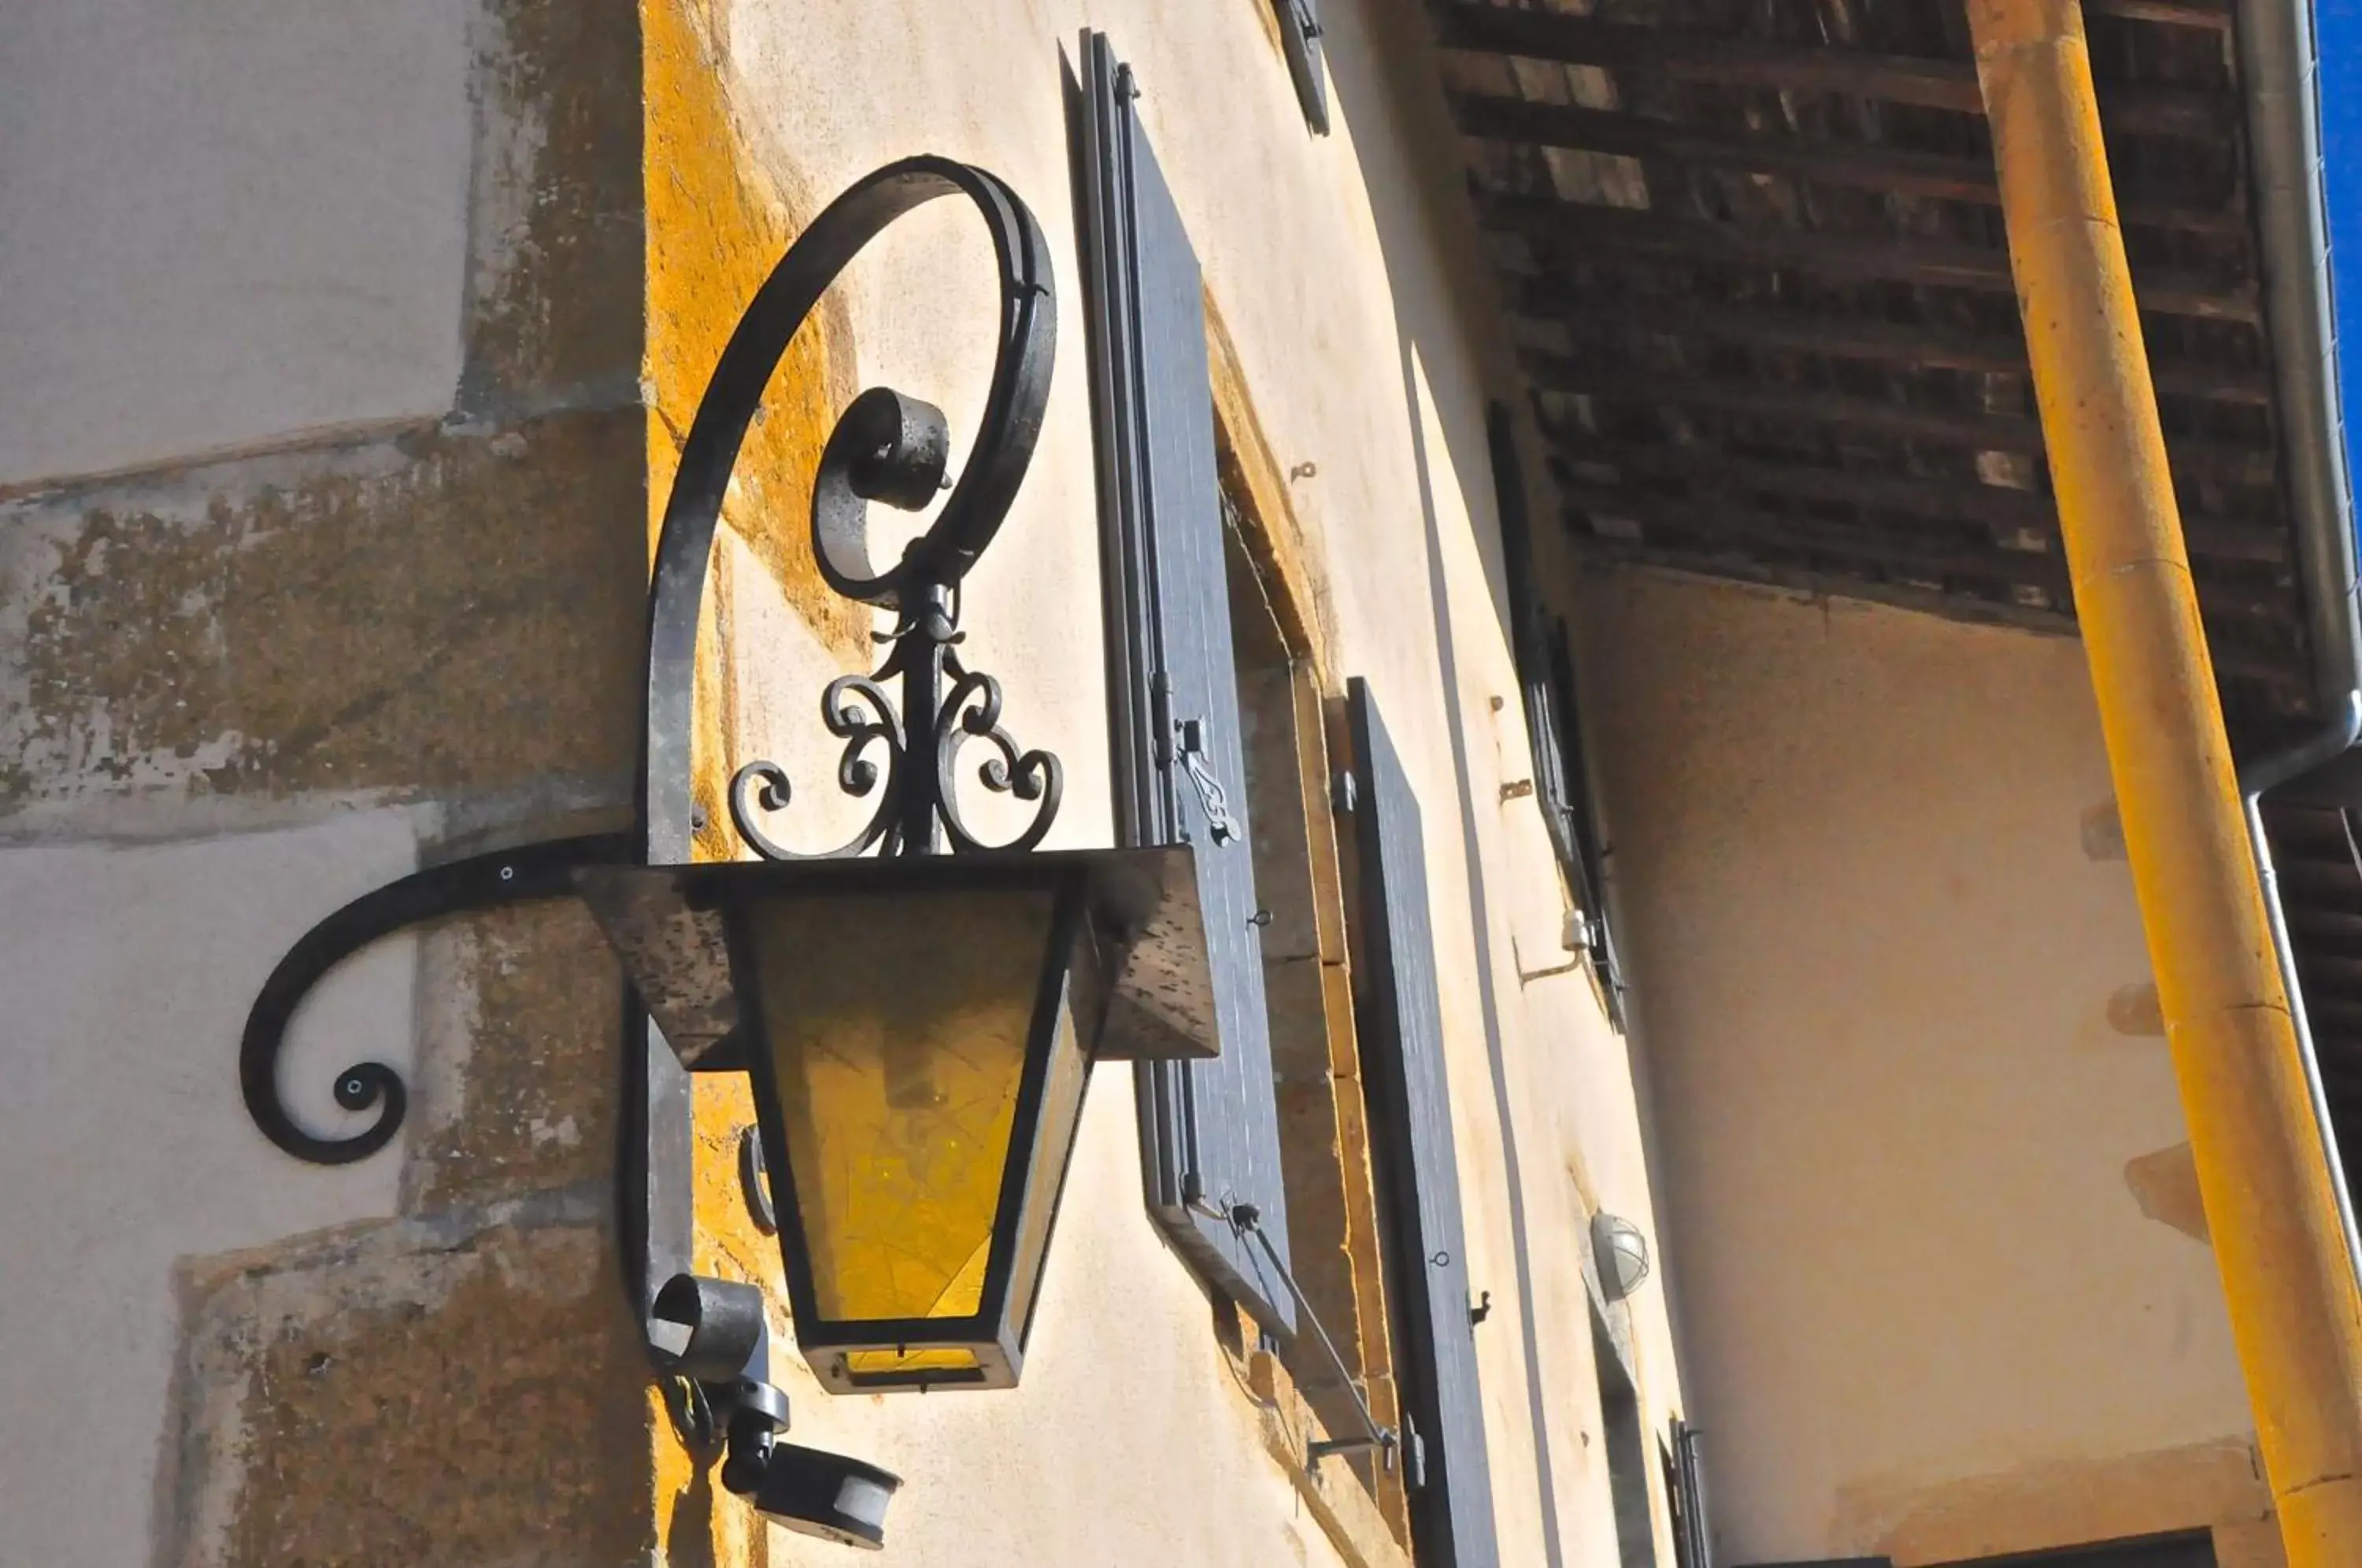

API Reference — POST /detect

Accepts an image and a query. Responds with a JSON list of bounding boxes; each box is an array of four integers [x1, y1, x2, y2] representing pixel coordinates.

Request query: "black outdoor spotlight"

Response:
[[234, 157, 1221, 1548]]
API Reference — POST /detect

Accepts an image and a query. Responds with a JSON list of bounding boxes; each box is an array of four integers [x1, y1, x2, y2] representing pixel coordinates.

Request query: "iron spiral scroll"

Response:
[[242, 155, 1063, 1163], [726, 638, 1065, 862], [651, 154, 1066, 866]]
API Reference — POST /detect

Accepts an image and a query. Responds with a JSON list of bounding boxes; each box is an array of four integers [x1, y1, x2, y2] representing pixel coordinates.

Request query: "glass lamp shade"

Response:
[[576, 846, 1218, 1392]]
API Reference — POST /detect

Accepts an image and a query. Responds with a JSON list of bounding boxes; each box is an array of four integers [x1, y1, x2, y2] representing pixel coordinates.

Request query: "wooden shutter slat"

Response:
[[1349, 678, 1501, 1568], [1080, 31, 1296, 1336]]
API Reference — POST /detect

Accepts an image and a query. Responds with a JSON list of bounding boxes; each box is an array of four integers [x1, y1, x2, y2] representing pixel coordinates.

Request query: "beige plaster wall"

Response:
[[0, 815, 419, 1565], [0, 1, 1682, 1564], [0, 0, 473, 489], [1579, 567, 2260, 1564]]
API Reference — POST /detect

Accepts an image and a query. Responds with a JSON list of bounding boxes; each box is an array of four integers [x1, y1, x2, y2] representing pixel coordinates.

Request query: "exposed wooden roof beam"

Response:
[[1509, 285, 2274, 405], [1557, 482, 2074, 592], [1538, 429, 2294, 564], [1529, 350, 2041, 446], [1575, 535, 2090, 633], [1485, 194, 2260, 322], [1449, 92, 2245, 235], [1545, 431, 2057, 526], [1571, 515, 2294, 666], [1528, 353, 2281, 483], [1428, 3, 2231, 135], [2085, 0, 2232, 28], [1554, 468, 2300, 620]]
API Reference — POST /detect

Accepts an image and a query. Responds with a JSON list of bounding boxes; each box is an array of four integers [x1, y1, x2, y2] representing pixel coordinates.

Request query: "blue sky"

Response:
[[2322, 0, 2362, 486]]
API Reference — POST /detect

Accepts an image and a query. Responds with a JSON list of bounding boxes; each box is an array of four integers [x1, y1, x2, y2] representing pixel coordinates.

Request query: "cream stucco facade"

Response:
[[0, 2, 2287, 1566], [1582, 570, 2272, 1566]]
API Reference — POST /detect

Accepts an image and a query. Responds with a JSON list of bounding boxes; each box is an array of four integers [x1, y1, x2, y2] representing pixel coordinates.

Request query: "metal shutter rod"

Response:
[[1224, 1203, 1399, 1470]]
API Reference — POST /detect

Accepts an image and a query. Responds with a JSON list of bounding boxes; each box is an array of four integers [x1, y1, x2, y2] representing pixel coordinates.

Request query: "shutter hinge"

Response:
[[1150, 672, 1175, 766], [1176, 717, 1238, 845]]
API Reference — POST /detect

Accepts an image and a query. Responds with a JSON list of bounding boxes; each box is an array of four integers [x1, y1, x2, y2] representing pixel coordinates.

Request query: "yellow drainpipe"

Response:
[[1966, 0, 2362, 1558]]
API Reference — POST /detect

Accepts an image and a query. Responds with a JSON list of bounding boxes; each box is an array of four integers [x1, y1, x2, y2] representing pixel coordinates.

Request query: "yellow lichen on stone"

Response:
[[641, 0, 861, 659], [1, 412, 645, 812], [642, 0, 872, 874]]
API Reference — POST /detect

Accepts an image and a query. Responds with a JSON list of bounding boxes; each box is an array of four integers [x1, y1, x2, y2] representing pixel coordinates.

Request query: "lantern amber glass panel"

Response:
[[738, 878, 1098, 1391]]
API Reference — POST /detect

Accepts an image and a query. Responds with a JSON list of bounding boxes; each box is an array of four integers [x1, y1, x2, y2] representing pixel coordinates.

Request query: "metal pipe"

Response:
[[2234, 0, 2360, 716], [2242, 693, 2362, 1290], [1967, 1, 2362, 1559], [2227, 0, 2362, 1301]]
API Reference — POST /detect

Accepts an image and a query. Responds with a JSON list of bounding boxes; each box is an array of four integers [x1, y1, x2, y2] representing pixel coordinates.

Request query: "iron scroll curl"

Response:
[[646, 155, 1063, 866]]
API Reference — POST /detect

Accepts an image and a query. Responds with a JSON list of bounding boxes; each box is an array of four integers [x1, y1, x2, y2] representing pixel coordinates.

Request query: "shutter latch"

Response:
[[1175, 718, 1238, 845]]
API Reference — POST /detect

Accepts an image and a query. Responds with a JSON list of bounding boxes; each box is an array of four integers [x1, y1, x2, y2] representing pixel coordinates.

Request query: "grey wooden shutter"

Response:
[[1487, 405, 1575, 874], [1486, 403, 1623, 1021], [1078, 30, 1296, 1336], [1669, 1418, 1712, 1568], [1273, 0, 1331, 135], [1346, 677, 1500, 1568], [1543, 616, 1624, 1015]]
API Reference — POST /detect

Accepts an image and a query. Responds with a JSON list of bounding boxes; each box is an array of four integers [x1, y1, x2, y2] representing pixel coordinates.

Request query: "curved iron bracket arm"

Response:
[[239, 834, 640, 1166]]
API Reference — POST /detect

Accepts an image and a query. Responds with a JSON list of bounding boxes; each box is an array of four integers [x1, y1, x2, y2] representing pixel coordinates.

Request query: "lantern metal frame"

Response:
[[234, 154, 1214, 1533]]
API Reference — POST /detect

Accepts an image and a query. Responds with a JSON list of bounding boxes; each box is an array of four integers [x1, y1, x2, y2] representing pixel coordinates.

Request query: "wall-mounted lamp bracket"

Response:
[[239, 832, 639, 1167], [239, 153, 1056, 1548]]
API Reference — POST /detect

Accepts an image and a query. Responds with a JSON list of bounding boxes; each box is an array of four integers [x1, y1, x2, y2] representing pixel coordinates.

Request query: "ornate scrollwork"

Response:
[[724, 622, 1063, 862], [645, 156, 1058, 865], [935, 660, 1064, 854], [727, 675, 907, 860]]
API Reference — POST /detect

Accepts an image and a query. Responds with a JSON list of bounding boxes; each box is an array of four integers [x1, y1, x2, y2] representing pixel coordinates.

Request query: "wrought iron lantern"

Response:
[[577, 846, 1212, 1390], [235, 157, 1223, 1544]]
